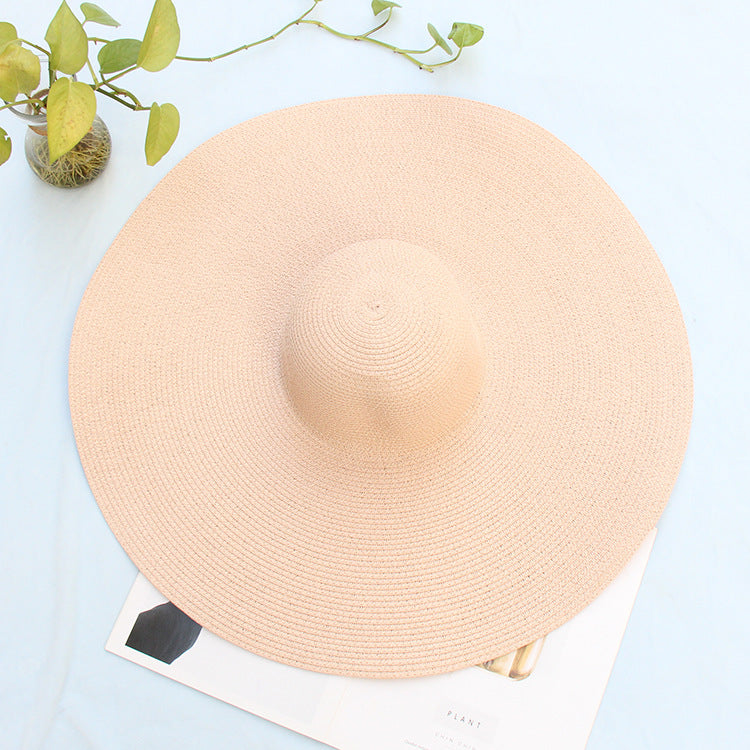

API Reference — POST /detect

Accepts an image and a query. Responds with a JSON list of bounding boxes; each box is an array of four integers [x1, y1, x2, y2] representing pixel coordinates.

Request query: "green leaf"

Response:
[[0, 44, 41, 101], [0, 22, 17, 46], [80, 3, 120, 27], [137, 0, 180, 72], [447, 22, 484, 48], [0, 22, 18, 54], [145, 102, 179, 165], [427, 23, 451, 55], [0, 126, 11, 166], [46, 77, 96, 163], [98, 38, 140, 74], [45, 1, 89, 74], [371, 0, 400, 16]]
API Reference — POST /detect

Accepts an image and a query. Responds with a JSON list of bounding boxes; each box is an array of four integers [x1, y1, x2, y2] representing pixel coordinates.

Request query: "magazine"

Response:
[[107, 530, 656, 749]]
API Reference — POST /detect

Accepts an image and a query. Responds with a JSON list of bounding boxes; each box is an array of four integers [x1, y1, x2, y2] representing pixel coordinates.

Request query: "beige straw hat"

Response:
[[69, 95, 692, 678]]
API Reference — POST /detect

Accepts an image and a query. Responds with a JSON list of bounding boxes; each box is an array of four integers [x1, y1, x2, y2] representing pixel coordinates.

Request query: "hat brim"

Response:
[[69, 95, 692, 677]]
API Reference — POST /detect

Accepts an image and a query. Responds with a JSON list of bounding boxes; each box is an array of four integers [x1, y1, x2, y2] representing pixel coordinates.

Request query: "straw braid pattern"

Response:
[[68, 95, 692, 677]]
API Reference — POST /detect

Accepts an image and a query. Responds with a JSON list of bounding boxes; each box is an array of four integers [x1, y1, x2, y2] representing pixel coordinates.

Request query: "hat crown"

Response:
[[281, 240, 485, 452]]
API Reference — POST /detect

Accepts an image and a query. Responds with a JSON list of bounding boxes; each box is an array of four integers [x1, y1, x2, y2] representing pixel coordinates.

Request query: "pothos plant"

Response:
[[0, 0, 483, 172]]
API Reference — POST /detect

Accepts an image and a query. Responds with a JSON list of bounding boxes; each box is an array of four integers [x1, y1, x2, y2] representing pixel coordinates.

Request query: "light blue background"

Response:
[[1, 1, 748, 748]]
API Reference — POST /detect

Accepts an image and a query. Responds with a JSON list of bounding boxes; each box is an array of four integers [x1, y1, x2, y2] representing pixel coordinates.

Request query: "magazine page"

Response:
[[106, 575, 347, 743], [328, 530, 657, 750], [107, 531, 656, 749]]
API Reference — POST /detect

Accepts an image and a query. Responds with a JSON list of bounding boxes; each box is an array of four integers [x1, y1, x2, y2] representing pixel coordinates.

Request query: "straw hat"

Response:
[[69, 95, 692, 678]]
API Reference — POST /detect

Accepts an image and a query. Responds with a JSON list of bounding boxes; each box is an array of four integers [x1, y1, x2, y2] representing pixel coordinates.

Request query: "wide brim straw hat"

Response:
[[69, 95, 692, 678]]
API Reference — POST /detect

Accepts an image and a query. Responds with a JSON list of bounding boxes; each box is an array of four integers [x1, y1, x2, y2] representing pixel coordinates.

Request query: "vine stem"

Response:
[[102, 81, 145, 109], [430, 47, 462, 68], [175, 1, 319, 62], [86, 58, 100, 85], [0, 97, 45, 113], [94, 86, 143, 111], [97, 66, 138, 86], [14, 2, 461, 124], [173, 4, 443, 71], [399, 42, 438, 55], [298, 19, 435, 70], [360, 8, 393, 38], [19, 39, 49, 56]]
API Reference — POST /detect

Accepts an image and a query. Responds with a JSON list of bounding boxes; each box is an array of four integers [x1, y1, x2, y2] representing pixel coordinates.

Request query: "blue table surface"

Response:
[[1, 1, 748, 748]]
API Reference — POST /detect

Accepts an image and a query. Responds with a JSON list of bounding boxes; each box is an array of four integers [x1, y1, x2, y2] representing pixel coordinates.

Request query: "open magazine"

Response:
[[107, 530, 656, 750]]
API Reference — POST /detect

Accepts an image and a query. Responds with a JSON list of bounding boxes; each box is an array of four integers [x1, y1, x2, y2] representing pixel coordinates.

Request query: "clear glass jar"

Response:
[[23, 114, 112, 188]]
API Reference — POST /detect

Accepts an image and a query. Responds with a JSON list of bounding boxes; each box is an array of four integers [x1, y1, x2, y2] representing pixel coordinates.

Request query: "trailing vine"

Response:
[[0, 1, 483, 169]]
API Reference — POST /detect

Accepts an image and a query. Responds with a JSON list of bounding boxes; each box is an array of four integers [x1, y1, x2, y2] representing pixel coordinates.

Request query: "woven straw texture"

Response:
[[69, 95, 692, 678]]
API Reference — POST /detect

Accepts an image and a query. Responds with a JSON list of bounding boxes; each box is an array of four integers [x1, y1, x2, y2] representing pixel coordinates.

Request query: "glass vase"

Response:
[[24, 115, 112, 188]]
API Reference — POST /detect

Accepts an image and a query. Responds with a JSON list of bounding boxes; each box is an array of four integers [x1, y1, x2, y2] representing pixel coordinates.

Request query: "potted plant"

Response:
[[0, 0, 483, 187]]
